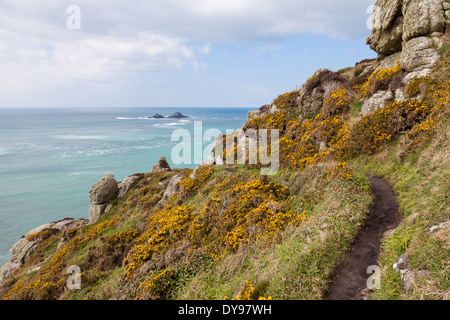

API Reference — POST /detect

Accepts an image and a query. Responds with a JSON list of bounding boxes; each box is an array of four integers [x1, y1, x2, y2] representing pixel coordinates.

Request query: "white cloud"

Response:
[[255, 44, 281, 56], [0, 0, 375, 104], [197, 43, 212, 55], [192, 60, 208, 71]]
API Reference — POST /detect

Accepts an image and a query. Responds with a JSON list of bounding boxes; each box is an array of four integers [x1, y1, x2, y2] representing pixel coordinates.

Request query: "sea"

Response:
[[0, 107, 251, 266]]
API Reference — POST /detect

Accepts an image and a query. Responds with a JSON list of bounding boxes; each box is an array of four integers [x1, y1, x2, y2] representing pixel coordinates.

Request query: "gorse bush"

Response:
[[346, 100, 432, 155], [359, 61, 402, 97]]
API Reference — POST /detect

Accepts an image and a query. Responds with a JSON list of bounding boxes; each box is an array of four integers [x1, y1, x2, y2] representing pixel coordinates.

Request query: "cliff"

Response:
[[0, 0, 449, 300]]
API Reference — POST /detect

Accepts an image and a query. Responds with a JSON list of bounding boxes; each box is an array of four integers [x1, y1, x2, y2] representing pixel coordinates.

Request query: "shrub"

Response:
[[359, 61, 402, 97], [273, 90, 299, 109], [346, 100, 432, 155], [136, 268, 175, 300], [402, 117, 440, 152], [321, 89, 351, 118], [303, 70, 347, 96]]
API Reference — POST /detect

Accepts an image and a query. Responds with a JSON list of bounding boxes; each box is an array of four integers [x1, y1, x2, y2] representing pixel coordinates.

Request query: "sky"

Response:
[[0, 0, 377, 109]]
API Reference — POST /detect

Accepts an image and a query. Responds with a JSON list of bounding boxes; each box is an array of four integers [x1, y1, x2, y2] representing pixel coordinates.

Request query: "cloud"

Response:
[[255, 44, 281, 56], [110, 0, 376, 41], [197, 43, 212, 55], [0, 0, 375, 100]]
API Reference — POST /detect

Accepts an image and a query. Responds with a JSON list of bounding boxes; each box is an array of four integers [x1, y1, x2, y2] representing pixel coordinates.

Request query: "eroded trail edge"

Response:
[[325, 176, 401, 300]]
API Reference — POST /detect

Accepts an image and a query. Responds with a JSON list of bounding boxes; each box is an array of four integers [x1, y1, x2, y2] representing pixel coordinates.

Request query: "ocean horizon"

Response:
[[0, 107, 251, 265]]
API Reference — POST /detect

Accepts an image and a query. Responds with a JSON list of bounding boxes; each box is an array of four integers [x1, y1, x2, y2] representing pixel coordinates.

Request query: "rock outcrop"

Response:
[[367, 0, 448, 80], [152, 157, 172, 173], [89, 175, 119, 205], [157, 174, 182, 207], [361, 90, 395, 115], [401, 36, 442, 81], [0, 218, 87, 282], [117, 173, 144, 199], [88, 175, 119, 224]]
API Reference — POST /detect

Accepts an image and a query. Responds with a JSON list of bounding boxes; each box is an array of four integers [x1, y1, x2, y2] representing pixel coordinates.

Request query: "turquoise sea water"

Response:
[[0, 107, 250, 265]]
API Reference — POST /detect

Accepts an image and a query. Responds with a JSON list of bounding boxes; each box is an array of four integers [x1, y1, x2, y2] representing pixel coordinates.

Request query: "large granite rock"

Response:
[[89, 204, 108, 224], [157, 174, 182, 207], [401, 36, 442, 81], [88, 175, 119, 223], [118, 173, 144, 199], [402, 0, 446, 42], [367, 0, 447, 81], [362, 90, 395, 115], [89, 175, 119, 205], [367, 0, 403, 54], [368, 0, 447, 52], [247, 110, 261, 121]]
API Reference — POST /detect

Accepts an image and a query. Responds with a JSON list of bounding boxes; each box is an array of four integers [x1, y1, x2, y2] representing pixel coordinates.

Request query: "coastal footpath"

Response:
[[0, 0, 449, 300]]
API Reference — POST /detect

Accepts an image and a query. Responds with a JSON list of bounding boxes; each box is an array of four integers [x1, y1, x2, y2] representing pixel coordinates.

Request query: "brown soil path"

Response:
[[325, 176, 401, 300]]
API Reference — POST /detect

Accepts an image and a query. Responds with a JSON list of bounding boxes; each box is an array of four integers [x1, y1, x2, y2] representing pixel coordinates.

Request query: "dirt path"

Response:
[[325, 176, 401, 300]]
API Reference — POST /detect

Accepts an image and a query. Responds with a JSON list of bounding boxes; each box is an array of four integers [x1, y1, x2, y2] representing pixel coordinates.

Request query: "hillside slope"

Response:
[[0, 0, 449, 300]]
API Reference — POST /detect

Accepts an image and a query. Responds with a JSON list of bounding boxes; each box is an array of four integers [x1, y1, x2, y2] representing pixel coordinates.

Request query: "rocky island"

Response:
[[148, 113, 165, 119], [147, 112, 189, 119]]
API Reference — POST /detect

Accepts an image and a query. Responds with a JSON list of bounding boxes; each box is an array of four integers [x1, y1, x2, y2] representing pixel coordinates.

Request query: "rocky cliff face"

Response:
[[0, 218, 88, 283], [368, 0, 448, 81]]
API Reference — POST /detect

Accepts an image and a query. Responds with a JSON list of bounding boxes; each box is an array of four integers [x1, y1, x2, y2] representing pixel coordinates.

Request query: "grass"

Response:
[[351, 100, 364, 117]]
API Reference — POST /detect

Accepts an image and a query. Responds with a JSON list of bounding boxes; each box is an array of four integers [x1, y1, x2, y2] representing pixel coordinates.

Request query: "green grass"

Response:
[[351, 100, 364, 117]]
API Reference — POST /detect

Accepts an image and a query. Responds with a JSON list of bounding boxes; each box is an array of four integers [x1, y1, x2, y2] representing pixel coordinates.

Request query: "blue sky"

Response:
[[0, 0, 377, 108]]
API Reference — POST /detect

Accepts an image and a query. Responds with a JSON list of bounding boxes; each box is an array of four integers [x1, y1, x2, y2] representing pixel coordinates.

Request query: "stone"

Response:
[[395, 88, 406, 102], [157, 174, 182, 207], [89, 175, 119, 205], [362, 90, 394, 115], [104, 203, 114, 214], [401, 36, 441, 81], [367, 0, 447, 61], [89, 204, 107, 224], [118, 173, 143, 198], [259, 104, 279, 117], [10, 238, 38, 265], [0, 261, 20, 283], [393, 252, 431, 293], [368, 16, 404, 54], [51, 218, 86, 231], [247, 110, 261, 121], [152, 157, 172, 173], [427, 220, 450, 232], [213, 133, 224, 165], [377, 52, 402, 70], [319, 141, 329, 151], [378, 0, 404, 31], [402, 0, 446, 42], [367, 0, 403, 54]]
